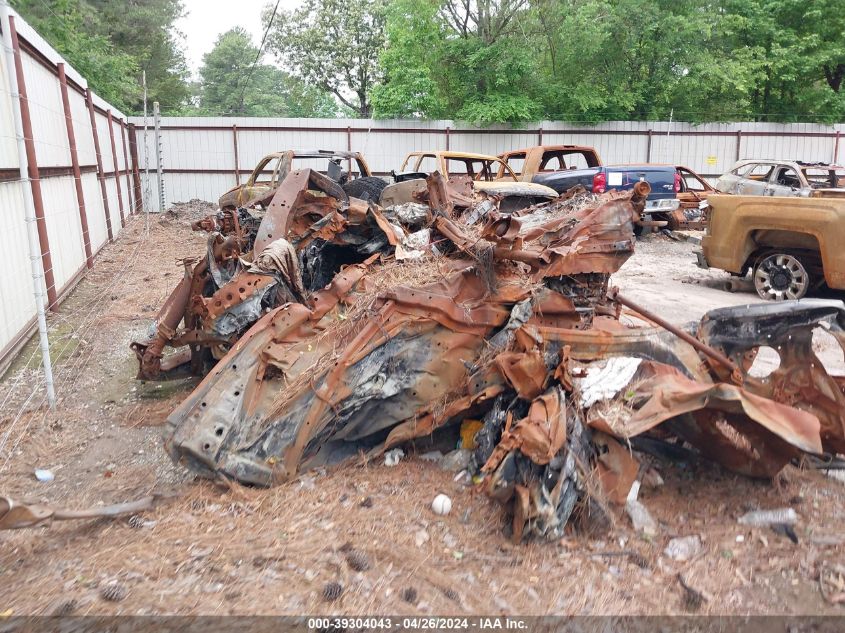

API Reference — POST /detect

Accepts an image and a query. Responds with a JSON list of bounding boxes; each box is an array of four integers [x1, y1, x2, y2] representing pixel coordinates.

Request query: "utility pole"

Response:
[[0, 0, 56, 407]]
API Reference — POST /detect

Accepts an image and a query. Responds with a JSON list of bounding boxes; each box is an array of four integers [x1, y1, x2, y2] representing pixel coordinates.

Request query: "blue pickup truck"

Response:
[[498, 146, 682, 232]]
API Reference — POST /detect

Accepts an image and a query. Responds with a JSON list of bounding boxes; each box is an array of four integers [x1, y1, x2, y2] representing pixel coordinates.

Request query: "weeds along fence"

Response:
[[132, 116, 845, 207], [0, 5, 143, 379]]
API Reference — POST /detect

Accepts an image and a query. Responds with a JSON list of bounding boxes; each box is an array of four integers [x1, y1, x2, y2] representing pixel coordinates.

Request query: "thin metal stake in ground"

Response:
[[0, 0, 55, 407], [154, 101, 165, 212]]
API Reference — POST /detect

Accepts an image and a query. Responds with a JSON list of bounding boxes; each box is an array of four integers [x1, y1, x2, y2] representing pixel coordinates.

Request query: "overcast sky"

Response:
[[177, 0, 302, 76]]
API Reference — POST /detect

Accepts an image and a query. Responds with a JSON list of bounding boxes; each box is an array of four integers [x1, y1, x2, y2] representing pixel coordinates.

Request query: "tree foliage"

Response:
[[197, 27, 337, 117], [373, 0, 845, 123], [86, 0, 190, 113], [11, 0, 138, 110], [11, 0, 189, 114], [12, 0, 845, 123], [263, 0, 387, 117]]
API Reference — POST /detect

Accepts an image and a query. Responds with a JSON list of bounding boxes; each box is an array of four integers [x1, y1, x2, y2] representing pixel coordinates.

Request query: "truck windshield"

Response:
[[802, 168, 845, 189]]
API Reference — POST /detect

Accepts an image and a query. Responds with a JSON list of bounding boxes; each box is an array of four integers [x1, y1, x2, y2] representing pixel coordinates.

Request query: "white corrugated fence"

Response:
[[130, 116, 845, 208], [0, 6, 140, 368]]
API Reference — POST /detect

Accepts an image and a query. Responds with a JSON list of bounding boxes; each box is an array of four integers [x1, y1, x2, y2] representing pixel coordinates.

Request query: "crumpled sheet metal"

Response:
[[698, 299, 845, 455], [483, 386, 568, 468], [163, 173, 845, 541], [165, 187, 640, 485], [131, 169, 384, 380]]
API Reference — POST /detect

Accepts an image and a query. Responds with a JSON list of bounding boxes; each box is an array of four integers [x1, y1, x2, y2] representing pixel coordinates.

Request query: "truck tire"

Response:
[[752, 252, 811, 301], [342, 177, 387, 202]]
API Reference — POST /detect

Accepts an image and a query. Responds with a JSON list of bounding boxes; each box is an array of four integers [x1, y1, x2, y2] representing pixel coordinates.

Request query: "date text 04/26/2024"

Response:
[[307, 617, 528, 630]]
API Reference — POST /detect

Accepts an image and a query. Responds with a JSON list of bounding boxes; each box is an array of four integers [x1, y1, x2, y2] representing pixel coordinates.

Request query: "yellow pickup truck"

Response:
[[697, 194, 845, 300]]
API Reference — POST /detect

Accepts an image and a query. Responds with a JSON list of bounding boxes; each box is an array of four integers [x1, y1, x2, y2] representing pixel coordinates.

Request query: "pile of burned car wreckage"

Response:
[[132, 168, 845, 542]]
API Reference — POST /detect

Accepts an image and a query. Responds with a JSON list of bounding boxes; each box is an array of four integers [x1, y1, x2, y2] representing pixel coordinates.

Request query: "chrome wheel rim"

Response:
[[754, 254, 809, 301]]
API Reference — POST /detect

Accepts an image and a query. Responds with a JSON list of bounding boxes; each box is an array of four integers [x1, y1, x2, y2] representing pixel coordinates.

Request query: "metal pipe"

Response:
[[57, 63, 92, 269], [86, 88, 113, 242], [106, 110, 125, 226], [0, 1, 55, 406], [6, 12, 57, 311]]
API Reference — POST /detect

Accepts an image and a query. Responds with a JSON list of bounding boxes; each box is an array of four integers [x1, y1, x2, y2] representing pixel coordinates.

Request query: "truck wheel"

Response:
[[753, 252, 810, 301], [342, 176, 387, 202]]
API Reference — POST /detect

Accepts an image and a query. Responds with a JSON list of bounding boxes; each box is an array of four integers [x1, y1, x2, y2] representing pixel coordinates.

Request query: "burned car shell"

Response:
[[389, 151, 558, 210], [716, 159, 845, 198], [218, 149, 373, 209]]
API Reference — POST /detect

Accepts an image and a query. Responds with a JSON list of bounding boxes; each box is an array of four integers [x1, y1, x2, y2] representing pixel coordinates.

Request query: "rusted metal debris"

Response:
[[152, 168, 845, 542], [0, 494, 160, 530]]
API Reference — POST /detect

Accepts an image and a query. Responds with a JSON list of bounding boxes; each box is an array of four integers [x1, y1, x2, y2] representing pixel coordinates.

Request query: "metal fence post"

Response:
[[57, 62, 93, 269], [232, 124, 240, 186], [86, 89, 113, 242], [154, 101, 164, 212], [0, 1, 55, 406], [106, 110, 125, 226], [6, 11, 57, 311], [119, 120, 133, 213]]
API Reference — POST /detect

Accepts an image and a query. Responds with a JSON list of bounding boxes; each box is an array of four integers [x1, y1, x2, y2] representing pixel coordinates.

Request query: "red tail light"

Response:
[[674, 171, 681, 193], [592, 172, 606, 193]]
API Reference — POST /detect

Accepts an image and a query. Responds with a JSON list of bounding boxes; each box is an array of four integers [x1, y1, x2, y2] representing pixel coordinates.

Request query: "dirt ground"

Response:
[[1, 210, 845, 617]]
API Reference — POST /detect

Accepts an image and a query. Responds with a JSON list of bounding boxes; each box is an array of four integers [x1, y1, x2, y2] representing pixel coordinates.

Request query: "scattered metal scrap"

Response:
[[0, 494, 160, 530], [152, 168, 845, 542]]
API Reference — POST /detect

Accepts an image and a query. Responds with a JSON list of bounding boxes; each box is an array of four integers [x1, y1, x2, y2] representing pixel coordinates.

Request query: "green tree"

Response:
[[198, 27, 337, 117], [371, 0, 444, 117], [86, 0, 190, 114], [373, 0, 545, 123], [263, 0, 387, 117], [11, 0, 190, 114], [696, 0, 845, 122], [11, 0, 138, 110]]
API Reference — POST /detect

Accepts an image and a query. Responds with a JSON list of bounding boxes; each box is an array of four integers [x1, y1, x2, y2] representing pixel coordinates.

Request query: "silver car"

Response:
[[716, 159, 845, 197]]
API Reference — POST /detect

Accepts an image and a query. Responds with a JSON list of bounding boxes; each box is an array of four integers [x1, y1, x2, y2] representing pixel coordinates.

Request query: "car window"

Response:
[[539, 153, 563, 171], [739, 163, 774, 181], [773, 166, 801, 188], [679, 168, 706, 191], [495, 159, 517, 181], [445, 158, 470, 175], [413, 155, 438, 173], [252, 157, 279, 184], [561, 152, 591, 170], [290, 156, 344, 176], [504, 153, 526, 176], [803, 167, 845, 189]]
